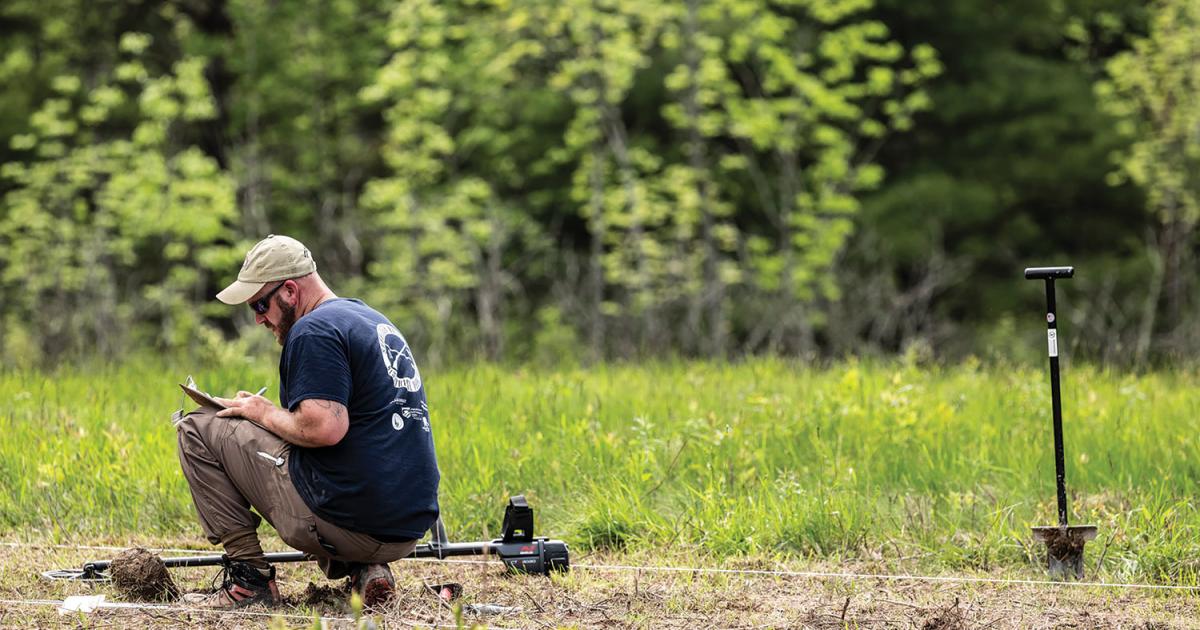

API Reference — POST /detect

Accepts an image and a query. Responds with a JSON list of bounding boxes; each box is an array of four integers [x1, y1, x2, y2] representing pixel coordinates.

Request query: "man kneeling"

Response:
[[175, 235, 440, 608]]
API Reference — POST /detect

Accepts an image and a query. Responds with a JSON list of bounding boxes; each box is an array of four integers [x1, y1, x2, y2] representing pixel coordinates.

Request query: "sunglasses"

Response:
[[250, 281, 285, 315]]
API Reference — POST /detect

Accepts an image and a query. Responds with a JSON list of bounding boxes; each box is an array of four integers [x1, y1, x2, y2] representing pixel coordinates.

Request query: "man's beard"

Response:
[[273, 297, 298, 346]]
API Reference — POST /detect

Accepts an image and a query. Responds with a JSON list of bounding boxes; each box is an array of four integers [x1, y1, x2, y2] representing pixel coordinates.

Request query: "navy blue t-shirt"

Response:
[[280, 298, 439, 540]]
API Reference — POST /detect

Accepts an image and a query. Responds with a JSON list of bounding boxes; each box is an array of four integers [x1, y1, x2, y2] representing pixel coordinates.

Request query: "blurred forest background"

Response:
[[1, 0, 1196, 367]]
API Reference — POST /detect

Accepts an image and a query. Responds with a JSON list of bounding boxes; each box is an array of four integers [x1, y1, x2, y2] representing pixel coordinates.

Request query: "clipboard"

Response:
[[179, 375, 227, 410]]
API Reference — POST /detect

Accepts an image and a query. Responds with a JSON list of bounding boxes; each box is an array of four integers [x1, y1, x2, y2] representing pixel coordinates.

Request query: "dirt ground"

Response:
[[1, 540, 1197, 629]]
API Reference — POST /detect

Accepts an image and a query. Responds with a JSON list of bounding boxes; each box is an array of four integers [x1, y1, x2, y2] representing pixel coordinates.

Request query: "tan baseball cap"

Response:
[[216, 234, 317, 304]]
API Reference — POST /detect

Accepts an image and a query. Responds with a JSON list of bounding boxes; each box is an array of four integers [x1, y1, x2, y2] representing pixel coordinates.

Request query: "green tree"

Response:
[[6, 0, 1163, 365], [0, 30, 236, 362], [362, 0, 553, 362], [185, 0, 394, 274], [847, 0, 1147, 359], [677, 0, 939, 356], [544, 0, 676, 357], [1096, 0, 1200, 363], [362, 0, 936, 360]]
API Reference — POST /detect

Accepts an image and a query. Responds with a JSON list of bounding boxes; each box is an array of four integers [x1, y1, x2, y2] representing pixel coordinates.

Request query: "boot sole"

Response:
[[363, 577, 395, 607]]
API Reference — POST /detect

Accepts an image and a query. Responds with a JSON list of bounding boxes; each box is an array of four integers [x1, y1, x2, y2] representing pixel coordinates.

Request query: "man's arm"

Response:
[[214, 392, 348, 448]]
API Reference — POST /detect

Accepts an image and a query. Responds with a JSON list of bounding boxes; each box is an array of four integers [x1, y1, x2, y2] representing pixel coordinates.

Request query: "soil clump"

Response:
[[108, 547, 179, 602]]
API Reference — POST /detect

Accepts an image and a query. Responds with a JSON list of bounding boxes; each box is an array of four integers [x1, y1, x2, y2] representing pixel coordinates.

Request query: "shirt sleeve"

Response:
[[282, 330, 352, 411]]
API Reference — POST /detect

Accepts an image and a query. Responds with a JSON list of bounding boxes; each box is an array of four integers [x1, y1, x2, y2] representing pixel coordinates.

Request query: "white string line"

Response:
[[405, 558, 1200, 592], [572, 563, 1200, 593], [0, 598, 351, 622], [0, 598, 520, 629], [0, 542, 281, 555], [13, 541, 1200, 593]]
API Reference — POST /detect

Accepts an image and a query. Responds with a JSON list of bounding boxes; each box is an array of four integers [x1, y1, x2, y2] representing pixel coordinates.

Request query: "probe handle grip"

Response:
[[1024, 266, 1074, 280]]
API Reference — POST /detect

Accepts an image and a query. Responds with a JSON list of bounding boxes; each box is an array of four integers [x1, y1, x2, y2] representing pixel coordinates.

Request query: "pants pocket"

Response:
[[255, 451, 286, 467]]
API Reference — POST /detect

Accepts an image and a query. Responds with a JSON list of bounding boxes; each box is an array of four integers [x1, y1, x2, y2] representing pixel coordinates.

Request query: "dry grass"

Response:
[[1, 538, 1197, 629]]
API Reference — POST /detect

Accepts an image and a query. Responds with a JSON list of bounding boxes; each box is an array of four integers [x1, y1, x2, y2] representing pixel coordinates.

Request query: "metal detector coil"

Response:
[[44, 495, 569, 581]]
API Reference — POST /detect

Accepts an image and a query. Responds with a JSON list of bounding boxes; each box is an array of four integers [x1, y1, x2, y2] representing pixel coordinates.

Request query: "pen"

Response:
[[255, 386, 268, 397]]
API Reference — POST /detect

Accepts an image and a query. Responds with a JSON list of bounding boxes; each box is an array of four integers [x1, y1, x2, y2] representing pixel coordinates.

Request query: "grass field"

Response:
[[4, 354, 1200, 592]]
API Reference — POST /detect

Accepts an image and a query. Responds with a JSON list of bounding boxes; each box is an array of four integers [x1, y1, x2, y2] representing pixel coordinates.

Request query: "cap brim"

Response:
[[216, 279, 266, 305]]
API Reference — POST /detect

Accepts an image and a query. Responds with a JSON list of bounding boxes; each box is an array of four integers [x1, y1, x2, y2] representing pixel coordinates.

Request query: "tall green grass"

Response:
[[2, 356, 1199, 582]]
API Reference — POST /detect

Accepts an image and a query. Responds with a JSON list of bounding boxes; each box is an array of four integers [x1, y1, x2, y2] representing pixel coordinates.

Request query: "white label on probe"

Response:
[[1047, 330, 1058, 357]]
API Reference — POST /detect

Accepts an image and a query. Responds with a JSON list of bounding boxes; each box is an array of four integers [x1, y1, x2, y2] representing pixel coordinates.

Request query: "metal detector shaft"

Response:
[[78, 542, 533, 573], [47, 495, 569, 581], [72, 551, 309, 580], [60, 539, 567, 581], [1025, 266, 1073, 526]]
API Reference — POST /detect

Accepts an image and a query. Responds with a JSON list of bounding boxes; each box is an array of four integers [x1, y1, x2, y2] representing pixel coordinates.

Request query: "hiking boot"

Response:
[[350, 563, 395, 607], [181, 561, 280, 608]]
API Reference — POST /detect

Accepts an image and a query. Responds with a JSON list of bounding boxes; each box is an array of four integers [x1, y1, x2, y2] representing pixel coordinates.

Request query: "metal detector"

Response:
[[1024, 266, 1097, 579], [43, 495, 569, 582]]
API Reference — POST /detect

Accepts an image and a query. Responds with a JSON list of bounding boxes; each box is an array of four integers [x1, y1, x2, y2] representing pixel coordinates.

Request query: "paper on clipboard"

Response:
[[180, 375, 227, 410]]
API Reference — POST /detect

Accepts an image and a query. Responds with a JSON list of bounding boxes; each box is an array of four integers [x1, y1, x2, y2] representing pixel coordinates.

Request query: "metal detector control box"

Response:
[[495, 495, 570, 574], [418, 495, 570, 575]]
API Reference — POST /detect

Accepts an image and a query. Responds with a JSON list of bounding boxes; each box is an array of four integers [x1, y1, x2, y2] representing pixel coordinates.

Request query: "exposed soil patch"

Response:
[[293, 580, 350, 610]]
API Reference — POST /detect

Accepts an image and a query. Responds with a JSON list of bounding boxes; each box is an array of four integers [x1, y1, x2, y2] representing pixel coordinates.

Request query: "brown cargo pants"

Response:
[[174, 406, 417, 579]]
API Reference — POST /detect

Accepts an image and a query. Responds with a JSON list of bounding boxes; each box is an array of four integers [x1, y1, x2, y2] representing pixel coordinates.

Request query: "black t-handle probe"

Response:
[[1024, 266, 1073, 524], [1025, 266, 1096, 579]]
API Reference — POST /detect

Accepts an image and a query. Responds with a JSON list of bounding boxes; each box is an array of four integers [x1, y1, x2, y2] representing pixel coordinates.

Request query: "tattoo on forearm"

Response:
[[307, 399, 345, 419]]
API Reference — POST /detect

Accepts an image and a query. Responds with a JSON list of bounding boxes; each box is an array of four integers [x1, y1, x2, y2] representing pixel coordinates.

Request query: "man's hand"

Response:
[[213, 392, 348, 448], [214, 390, 274, 424]]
